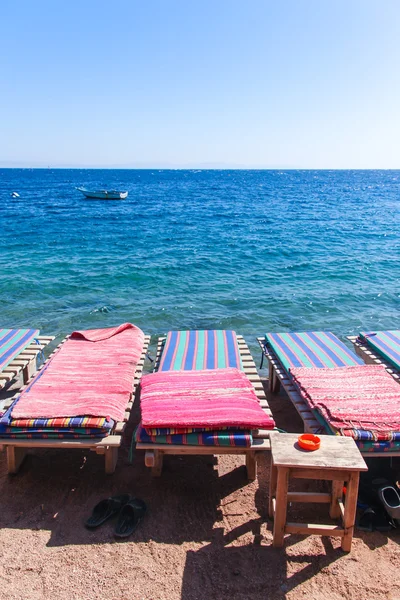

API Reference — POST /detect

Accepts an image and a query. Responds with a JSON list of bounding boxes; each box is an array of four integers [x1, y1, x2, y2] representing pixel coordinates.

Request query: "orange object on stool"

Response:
[[298, 433, 321, 451]]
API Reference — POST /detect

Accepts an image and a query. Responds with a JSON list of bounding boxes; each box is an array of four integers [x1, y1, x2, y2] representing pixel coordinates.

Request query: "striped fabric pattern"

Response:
[[266, 331, 363, 372], [354, 440, 400, 453], [158, 330, 242, 371], [360, 330, 400, 371], [0, 328, 39, 372], [0, 413, 113, 431], [135, 424, 252, 447], [0, 426, 111, 438]]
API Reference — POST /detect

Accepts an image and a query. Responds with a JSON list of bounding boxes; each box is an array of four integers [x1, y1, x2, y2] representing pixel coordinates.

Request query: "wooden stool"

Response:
[[269, 433, 367, 552]]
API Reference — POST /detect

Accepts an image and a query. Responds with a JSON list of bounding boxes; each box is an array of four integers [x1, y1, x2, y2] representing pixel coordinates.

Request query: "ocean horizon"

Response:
[[1, 168, 399, 354]]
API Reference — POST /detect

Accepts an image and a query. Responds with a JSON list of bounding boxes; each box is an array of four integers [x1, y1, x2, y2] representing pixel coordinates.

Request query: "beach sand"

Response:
[[0, 383, 399, 600]]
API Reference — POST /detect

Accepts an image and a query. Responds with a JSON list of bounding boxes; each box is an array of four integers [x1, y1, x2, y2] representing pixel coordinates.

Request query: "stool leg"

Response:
[[330, 480, 344, 519], [273, 467, 289, 547], [269, 462, 278, 517], [341, 471, 360, 552]]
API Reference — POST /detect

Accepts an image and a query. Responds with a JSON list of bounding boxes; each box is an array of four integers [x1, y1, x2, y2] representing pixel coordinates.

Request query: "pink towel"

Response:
[[291, 364, 400, 432], [11, 323, 145, 422], [140, 368, 275, 429]]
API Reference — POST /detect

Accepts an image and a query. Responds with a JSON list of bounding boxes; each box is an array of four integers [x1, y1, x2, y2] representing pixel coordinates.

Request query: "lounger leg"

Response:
[[330, 480, 344, 519], [273, 370, 281, 394], [246, 451, 257, 481], [268, 362, 274, 392], [104, 447, 118, 474], [151, 450, 164, 477], [341, 472, 359, 552], [7, 446, 28, 474]]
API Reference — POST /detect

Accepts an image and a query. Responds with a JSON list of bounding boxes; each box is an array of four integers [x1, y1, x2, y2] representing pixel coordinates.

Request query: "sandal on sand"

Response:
[[114, 498, 147, 538], [357, 507, 393, 532], [85, 494, 131, 529]]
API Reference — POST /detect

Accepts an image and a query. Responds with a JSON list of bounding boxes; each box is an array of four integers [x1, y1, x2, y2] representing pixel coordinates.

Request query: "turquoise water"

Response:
[[0, 169, 399, 349]]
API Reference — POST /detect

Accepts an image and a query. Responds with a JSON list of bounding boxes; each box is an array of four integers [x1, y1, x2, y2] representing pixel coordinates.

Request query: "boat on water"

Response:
[[76, 187, 128, 200]]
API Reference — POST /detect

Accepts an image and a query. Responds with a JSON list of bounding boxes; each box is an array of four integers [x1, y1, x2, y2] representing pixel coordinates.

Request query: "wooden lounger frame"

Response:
[[257, 337, 400, 458], [136, 335, 274, 480], [0, 335, 150, 475], [0, 336, 55, 390], [348, 335, 400, 383]]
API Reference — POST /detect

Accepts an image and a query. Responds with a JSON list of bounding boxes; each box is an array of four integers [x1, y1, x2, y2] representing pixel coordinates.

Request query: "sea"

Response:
[[0, 169, 399, 356]]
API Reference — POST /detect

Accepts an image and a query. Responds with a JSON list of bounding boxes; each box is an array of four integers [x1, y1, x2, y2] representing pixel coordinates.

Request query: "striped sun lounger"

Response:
[[349, 331, 400, 382], [258, 331, 400, 456], [0, 329, 54, 393], [0, 324, 150, 474], [136, 330, 275, 479]]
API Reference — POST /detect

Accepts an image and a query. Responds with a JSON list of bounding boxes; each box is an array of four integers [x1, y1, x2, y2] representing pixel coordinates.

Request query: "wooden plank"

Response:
[[137, 440, 270, 455], [0, 435, 122, 449], [285, 523, 344, 537], [290, 468, 359, 481], [287, 492, 331, 504]]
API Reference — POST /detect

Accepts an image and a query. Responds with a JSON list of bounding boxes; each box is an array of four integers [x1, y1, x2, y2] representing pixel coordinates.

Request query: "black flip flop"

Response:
[[357, 506, 393, 533], [114, 498, 147, 538], [85, 494, 131, 529]]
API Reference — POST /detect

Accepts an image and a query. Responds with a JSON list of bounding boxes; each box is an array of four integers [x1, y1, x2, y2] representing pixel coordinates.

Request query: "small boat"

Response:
[[76, 187, 128, 200], [11, 192, 20, 198]]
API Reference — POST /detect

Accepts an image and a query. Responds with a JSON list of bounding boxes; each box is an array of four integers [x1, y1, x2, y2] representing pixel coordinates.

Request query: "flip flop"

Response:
[[114, 498, 147, 538], [85, 494, 131, 529], [357, 507, 393, 533]]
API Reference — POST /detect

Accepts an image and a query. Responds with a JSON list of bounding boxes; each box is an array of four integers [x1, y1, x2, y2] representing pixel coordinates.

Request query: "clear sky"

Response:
[[2, 0, 400, 168]]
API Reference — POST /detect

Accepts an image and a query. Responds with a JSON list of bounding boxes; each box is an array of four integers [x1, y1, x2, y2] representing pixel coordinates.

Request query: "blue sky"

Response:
[[2, 0, 400, 168]]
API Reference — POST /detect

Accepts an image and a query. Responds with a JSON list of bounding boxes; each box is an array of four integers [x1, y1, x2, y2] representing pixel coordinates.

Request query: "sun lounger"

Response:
[[349, 331, 400, 382], [0, 329, 54, 391], [258, 332, 400, 457], [0, 324, 149, 474], [136, 330, 275, 480]]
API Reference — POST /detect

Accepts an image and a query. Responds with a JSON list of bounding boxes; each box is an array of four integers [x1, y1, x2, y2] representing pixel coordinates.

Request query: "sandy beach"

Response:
[[0, 380, 399, 600]]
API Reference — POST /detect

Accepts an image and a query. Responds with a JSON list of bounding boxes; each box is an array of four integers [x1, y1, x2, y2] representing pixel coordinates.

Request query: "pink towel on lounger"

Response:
[[11, 323, 145, 422], [140, 368, 275, 429], [291, 364, 400, 432]]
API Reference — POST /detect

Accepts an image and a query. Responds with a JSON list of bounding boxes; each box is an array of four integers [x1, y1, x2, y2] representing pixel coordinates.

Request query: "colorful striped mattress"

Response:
[[135, 424, 252, 447], [0, 328, 39, 372], [265, 331, 363, 371], [158, 330, 242, 371], [359, 330, 400, 371]]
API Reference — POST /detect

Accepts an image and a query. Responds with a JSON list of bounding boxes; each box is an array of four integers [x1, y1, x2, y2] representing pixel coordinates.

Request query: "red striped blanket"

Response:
[[140, 368, 275, 429], [11, 323, 145, 422], [291, 364, 400, 433]]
